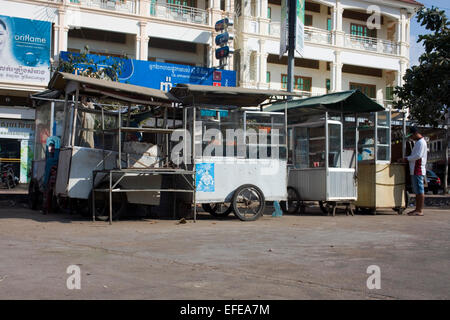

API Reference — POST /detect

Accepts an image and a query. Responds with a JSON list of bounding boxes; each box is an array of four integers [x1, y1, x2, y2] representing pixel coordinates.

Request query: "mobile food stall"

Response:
[[29, 73, 299, 223], [354, 110, 408, 214], [29, 72, 179, 220], [168, 84, 299, 221], [266, 90, 385, 216]]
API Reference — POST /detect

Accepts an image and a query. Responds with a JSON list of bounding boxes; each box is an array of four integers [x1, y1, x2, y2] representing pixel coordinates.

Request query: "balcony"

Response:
[[269, 23, 332, 46], [150, 2, 209, 26], [344, 34, 399, 55], [70, 0, 137, 14]]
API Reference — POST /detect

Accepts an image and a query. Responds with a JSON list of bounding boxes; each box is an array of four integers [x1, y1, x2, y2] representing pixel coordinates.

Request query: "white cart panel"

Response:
[[195, 157, 287, 203]]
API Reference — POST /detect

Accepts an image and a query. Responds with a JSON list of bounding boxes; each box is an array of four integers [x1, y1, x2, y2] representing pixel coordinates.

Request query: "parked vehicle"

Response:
[[1, 163, 17, 189], [426, 170, 442, 194]]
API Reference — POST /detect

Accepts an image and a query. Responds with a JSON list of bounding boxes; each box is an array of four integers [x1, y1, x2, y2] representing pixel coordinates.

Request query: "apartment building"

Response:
[[0, 0, 421, 182]]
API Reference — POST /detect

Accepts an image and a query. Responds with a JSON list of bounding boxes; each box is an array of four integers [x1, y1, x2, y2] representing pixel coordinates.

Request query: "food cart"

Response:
[[167, 84, 298, 221], [30, 73, 298, 223], [266, 90, 385, 215], [354, 110, 408, 214], [29, 72, 179, 219]]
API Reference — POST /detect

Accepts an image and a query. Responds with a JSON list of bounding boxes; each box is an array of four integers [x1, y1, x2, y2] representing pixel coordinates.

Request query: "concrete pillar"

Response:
[[331, 50, 342, 92], [136, 21, 148, 60], [259, 52, 268, 89], [56, 9, 68, 53], [334, 2, 344, 47]]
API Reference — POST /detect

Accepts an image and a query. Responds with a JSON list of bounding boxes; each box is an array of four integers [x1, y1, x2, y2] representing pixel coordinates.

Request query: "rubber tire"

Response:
[[232, 184, 265, 222], [202, 203, 233, 217], [318, 201, 329, 215], [28, 179, 40, 210], [393, 207, 405, 215], [280, 187, 301, 214], [90, 182, 127, 221]]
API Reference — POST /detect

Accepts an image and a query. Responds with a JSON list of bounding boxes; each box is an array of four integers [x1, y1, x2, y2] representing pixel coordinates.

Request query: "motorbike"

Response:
[[1, 163, 17, 189]]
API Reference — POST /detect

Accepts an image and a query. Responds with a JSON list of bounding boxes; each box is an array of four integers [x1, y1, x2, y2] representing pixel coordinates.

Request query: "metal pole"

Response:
[[287, 0, 297, 96], [50, 101, 55, 136], [118, 107, 122, 169], [109, 171, 112, 225]]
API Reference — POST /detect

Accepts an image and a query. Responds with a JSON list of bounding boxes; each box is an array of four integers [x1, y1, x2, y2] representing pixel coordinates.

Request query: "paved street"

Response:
[[0, 205, 449, 299]]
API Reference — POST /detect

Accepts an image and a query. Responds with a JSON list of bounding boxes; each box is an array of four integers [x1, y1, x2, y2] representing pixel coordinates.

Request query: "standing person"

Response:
[[399, 127, 428, 216]]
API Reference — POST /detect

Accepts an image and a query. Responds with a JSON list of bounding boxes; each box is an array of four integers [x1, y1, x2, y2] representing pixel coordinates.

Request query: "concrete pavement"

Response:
[[0, 206, 449, 299]]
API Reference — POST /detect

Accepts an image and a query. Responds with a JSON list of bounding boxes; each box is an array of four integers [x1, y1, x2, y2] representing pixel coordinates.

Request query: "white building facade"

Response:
[[0, 0, 421, 182]]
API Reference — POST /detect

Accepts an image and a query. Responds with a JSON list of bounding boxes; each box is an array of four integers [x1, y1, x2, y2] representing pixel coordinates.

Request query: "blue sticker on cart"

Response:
[[196, 163, 215, 192]]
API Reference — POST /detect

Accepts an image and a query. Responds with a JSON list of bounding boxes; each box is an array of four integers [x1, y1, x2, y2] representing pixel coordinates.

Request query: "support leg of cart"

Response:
[[92, 171, 96, 222], [109, 171, 112, 225]]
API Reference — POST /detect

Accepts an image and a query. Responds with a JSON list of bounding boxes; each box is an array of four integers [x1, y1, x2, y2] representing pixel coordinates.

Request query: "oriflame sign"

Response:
[[0, 15, 51, 85]]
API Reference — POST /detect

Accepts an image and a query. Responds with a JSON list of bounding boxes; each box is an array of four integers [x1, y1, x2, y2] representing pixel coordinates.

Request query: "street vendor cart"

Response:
[[266, 90, 385, 215], [30, 73, 298, 223], [354, 110, 408, 214]]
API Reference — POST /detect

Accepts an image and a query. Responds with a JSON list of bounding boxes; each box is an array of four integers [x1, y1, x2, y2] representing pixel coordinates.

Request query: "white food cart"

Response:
[[266, 90, 385, 215]]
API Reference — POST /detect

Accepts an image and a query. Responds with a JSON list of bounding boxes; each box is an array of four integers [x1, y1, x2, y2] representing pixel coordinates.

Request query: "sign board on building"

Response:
[[0, 15, 51, 85], [280, 0, 288, 59], [59, 52, 237, 91], [0, 118, 35, 140], [296, 0, 305, 56]]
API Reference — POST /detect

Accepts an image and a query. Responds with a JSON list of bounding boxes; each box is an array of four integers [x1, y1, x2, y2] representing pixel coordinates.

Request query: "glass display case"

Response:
[[357, 111, 391, 163]]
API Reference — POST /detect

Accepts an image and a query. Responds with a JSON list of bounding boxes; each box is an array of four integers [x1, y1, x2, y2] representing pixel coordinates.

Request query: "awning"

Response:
[[265, 90, 385, 113], [169, 83, 303, 107], [48, 72, 178, 105]]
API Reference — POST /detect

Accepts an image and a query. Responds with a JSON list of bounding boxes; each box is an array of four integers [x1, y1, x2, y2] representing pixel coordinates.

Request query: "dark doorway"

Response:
[[0, 138, 21, 181]]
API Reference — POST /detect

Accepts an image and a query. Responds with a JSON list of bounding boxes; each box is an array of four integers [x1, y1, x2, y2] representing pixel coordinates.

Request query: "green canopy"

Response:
[[265, 90, 385, 114]]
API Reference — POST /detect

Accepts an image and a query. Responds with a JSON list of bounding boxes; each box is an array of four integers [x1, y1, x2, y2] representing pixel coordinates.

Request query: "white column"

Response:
[[331, 50, 342, 92], [334, 2, 344, 47], [56, 9, 68, 53], [53, 24, 60, 57], [136, 21, 148, 61], [259, 53, 268, 89]]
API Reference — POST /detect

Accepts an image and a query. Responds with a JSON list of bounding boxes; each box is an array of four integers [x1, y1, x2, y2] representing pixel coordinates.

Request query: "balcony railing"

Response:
[[269, 23, 332, 45], [304, 26, 332, 45], [72, 0, 137, 14], [344, 34, 399, 55], [150, 2, 208, 25], [269, 22, 400, 56]]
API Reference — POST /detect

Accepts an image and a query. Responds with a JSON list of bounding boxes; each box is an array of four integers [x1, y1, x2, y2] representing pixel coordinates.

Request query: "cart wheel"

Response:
[[28, 179, 41, 210], [90, 182, 127, 221], [280, 187, 301, 214], [232, 184, 265, 221], [318, 201, 329, 215], [393, 207, 405, 215], [202, 203, 233, 217]]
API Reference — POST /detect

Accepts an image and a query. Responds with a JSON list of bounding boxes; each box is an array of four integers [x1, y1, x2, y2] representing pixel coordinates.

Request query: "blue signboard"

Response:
[[59, 51, 236, 90], [0, 15, 51, 85]]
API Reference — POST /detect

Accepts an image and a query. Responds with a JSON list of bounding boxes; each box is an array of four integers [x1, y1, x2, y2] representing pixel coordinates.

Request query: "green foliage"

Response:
[[51, 46, 126, 82], [394, 6, 449, 127]]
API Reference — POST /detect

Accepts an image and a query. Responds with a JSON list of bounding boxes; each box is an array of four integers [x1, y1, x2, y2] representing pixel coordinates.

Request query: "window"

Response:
[[327, 18, 332, 31], [266, 71, 271, 83], [167, 0, 196, 6], [350, 82, 376, 99], [350, 23, 377, 38], [326, 79, 331, 93], [267, 7, 271, 19], [281, 75, 312, 91], [305, 14, 313, 27], [386, 87, 394, 101], [281, 74, 288, 89], [295, 76, 312, 91]]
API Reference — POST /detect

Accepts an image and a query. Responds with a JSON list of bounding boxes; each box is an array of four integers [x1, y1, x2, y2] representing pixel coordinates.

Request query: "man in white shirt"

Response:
[[399, 127, 427, 216]]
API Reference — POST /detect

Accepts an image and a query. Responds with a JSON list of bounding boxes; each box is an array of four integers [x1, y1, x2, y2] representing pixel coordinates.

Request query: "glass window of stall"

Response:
[[357, 111, 391, 162]]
